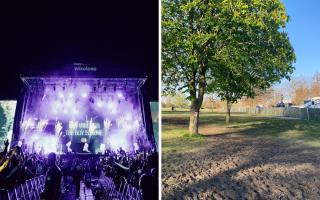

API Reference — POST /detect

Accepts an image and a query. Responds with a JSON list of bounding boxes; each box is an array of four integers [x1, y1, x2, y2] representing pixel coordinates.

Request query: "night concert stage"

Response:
[[12, 75, 155, 155]]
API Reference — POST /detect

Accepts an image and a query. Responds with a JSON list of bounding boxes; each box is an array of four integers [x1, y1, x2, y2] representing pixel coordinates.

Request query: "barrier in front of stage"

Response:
[[99, 177, 141, 200], [0, 175, 45, 200], [118, 181, 141, 200]]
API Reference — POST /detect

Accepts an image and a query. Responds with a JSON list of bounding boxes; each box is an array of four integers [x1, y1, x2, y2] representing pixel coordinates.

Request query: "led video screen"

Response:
[[0, 101, 16, 151]]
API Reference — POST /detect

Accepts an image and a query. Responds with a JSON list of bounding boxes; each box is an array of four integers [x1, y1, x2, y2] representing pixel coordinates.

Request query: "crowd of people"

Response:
[[0, 139, 158, 200], [102, 148, 158, 199], [0, 140, 47, 189]]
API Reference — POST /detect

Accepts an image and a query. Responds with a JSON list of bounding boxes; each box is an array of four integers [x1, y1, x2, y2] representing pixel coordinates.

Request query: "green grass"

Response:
[[162, 112, 320, 154], [162, 125, 205, 157]]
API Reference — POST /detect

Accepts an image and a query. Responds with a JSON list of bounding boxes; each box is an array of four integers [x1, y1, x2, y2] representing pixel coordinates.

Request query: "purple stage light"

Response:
[[111, 108, 118, 114], [81, 92, 88, 98], [23, 133, 59, 154], [117, 91, 124, 99], [106, 101, 118, 114], [31, 134, 40, 141], [72, 109, 79, 115], [23, 118, 34, 128], [20, 77, 149, 154], [66, 141, 72, 152], [63, 108, 68, 114], [97, 99, 103, 108], [107, 133, 130, 152], [39, 135, 59, 154], [55, 121, 63, 135], [133, 119, 140, 131], [36, 119, 48, 131], [69, 120, 78, 130], [65, 100, 72, 107], [106, 101, 114, 109], [103, 119, 112, 131], [133, 142, 139, 151], [58, 92, 64, 98], [100, 143, 106, 153], [124, 113, 133, 121], [68, 92, 74, 98], [78, 84, 91, 98], [52, 108, 58, 114], [117, 116, 125, 128], [53, 100, 61, 107]]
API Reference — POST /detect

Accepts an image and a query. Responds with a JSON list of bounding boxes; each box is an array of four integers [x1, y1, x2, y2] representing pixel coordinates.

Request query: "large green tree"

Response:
[[162, 0, 295, 133], [207, 0, 295, 123]]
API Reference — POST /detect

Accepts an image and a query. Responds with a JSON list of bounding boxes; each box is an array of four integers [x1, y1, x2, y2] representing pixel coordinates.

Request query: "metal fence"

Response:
[[1, 175, 142, 200], [99, 177, 141, 200], [284, 107, 320, 121], [229, 107, 285, 116], [0, 175, 45, 200], [228, 107, 320, 121]]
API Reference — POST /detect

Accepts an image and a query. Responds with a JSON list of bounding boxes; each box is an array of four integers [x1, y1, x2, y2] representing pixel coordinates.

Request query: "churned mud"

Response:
[[162, 133, 320, 200]]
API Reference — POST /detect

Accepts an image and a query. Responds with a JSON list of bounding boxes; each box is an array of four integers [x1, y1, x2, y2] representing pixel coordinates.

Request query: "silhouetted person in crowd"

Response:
[[72, 159, 84, 199], [42, 152, 62, 200], [39, 146, 44, 156], [21, 139, 27, 152], [139, 153, 158, 200], [0, 146, 24, 189], [119, 147, 125, 155], [0, 140, 9, 163], [31, 142, 35, 153]]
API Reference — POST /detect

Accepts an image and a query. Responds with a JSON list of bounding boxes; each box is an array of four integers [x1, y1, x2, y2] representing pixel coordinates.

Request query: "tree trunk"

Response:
[[187, 63, 206, 135], [226, 100, 232, 123], [189, 100, 200, 135], [189, 111, 199, 135], [211, 100, 214, 112]]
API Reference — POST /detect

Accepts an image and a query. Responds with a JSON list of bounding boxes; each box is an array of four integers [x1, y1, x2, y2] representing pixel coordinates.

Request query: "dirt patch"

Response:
[[162, 134, 320, 200], [199, 125, 247, 136]]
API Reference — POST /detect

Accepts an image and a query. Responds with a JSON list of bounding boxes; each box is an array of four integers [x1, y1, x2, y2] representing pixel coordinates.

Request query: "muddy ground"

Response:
[[162, 117, 320, 200]]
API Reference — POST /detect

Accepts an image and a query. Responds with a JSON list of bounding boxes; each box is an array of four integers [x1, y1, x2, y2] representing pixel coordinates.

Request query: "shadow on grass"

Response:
[[162, 113, 320, 162], [162, 112, 320, 144], [162, 113, 320, 199]]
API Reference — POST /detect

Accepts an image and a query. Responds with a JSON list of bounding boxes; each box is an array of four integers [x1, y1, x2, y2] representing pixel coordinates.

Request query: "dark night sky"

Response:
[[0, 1, 159, 101]]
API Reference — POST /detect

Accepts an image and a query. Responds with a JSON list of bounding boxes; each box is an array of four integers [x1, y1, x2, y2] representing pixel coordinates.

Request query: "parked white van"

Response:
[[304, 97, 320, 108]]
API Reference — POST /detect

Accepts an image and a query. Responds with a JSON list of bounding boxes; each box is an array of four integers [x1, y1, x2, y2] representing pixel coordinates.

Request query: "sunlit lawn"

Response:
[[162, 111, 320, 157]]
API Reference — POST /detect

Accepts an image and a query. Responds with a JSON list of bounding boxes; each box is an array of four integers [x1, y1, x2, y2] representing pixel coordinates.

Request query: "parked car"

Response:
[[276, 102, 285, 107], [303, 97, 320, 109]]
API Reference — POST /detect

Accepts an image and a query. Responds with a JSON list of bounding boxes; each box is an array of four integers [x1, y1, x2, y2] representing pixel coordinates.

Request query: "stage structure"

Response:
[[15, 76, 153, 154]]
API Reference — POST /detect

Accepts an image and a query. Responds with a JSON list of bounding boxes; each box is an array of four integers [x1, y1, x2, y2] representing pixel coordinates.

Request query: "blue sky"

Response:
[[282, 0, 320, 77]]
